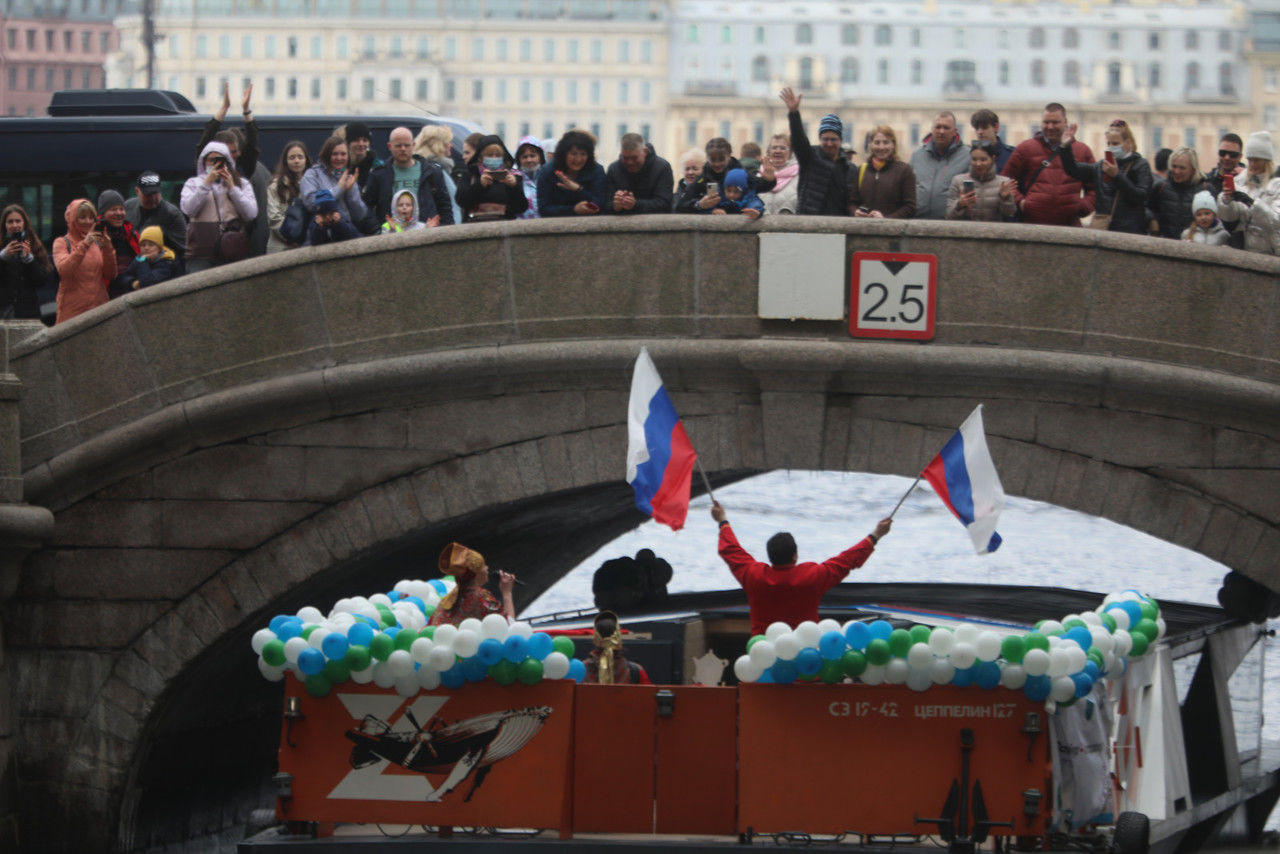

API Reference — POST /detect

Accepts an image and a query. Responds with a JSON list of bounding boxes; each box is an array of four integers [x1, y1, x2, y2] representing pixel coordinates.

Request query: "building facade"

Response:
[[1, 0, 128, 116]]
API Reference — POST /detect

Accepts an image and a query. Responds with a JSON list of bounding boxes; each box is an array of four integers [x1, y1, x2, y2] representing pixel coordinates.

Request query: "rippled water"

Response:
[[524, 470, 1279, 831]]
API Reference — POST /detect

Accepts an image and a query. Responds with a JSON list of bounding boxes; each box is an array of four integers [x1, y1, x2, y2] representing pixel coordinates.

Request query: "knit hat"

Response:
[[724, 168, 749, 190], [344, 121, 372, 142], [1245, 131, 1275, 161], [819, 114, 843, 137], [1192, 190, 1217, 215], [97, 189, 125, 212], [138, 225, 176, 260], [313, 188, 338, 214]]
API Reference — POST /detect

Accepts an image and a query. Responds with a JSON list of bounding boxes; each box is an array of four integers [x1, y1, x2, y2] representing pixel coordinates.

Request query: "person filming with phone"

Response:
[[52, 199, 115, 323], [947, 140, 1017, 222], [1058, 119, 1152, 234], [180, 142, 259, 272], [457, 134, 528, 222], [536, 130, 607, 217], [0, 204, 50, 320]]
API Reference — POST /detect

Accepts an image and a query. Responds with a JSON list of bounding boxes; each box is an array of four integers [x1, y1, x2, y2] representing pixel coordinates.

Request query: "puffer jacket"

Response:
[[1183, 221, 1230, 246], [787, 111, 847, 216], [180, 141, 259, 261], [1060, 147, 1152, 235], [945, 170, 1017, 221], [53, 198, 114, 324], [909, 137, 970, 219], [1218, 177, 1280, 255], [1148, 176, 1207, 240], [1001, 134, 1096, 226]]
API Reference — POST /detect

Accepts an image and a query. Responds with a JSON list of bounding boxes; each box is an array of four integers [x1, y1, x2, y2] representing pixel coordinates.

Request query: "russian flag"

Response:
[[921, 405, 1006, 554], [626, 348, 697, 530]]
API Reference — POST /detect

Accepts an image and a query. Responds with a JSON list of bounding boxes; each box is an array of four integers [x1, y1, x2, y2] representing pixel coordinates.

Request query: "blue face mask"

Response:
[[483, 157, 505, 171]]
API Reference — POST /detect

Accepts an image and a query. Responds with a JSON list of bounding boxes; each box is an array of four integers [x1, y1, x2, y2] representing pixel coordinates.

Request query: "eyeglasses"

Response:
[[1218, 149, 1242, 158]]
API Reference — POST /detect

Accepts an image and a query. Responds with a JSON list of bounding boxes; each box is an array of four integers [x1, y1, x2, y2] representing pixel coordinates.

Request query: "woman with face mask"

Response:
[[513, 136, 546, 219], [1059, 119, 1152, 234], [457, 135, 529, 222]]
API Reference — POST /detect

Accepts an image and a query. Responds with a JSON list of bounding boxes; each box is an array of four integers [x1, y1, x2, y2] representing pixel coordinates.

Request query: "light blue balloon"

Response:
[[269, 614, 293, 634], [1065, 626, 1093, 651], [461, 657, 488, 682], [795, 648, 823, 676], [755, 668, 773, 683], [528, 632, 554, 660], [477, 638, 504, 666], [1072, 672, 1094, 697], [347, 623, 375, 647], [845, 621, 872, 650], [321, 633, 350, 660], [568, 658, 586, 682], [1024, 674, 1051, 701], [404, 595, 427, 615], [429, 579, 449, 595], [818, 631, 846, 660], [298, 648, 326, 675], [502, 635, 529, 663], [868, 620, 894, 642], [276, 618, 303, 641]]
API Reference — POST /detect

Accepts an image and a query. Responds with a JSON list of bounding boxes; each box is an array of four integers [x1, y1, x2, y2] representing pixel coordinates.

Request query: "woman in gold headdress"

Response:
[[580, 611, 651, 684], [429, 542, 516, 626]]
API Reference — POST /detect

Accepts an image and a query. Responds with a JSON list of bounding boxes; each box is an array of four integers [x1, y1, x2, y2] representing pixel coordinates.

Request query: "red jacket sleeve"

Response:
[[717, 524, 757, 584], [816, 539, 877, 587]]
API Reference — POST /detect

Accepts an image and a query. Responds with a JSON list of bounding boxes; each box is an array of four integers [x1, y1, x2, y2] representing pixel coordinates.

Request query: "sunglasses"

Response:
[[1218, 149, 1242, 158]]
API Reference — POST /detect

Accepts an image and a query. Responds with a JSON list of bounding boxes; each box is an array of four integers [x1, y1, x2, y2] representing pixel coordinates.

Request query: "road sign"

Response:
[[849, 252, 937, 341]]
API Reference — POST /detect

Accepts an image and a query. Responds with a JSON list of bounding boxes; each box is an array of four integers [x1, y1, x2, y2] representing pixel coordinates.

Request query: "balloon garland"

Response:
[[251, 578, 584, 698], [732, 590, 1164, 709]]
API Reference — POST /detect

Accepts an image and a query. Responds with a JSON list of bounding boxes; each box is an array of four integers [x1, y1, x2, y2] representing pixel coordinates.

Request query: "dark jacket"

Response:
[[990, 135, 1016, 173], [675, 156, 777, 213], [537, 161, 608, 217], [848, 158, 917, 218], [0, 248, 46, 319], [456, 134, 529, 221], [1060, 147, 1153, 235], [605, 152, 675, 214], [1148, 176, 1208, 239], [120, 254, 181, 290], [103, 221, 140, 299], [363, 155, 447, 226], [307, 215, 362, 245], [1001, 134, 1097, 226], [788, 111, 848, 216], [124, 196, 188, 258]]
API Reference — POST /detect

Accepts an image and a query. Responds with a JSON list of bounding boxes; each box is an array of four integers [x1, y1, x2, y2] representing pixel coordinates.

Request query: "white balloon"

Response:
[[1080, 611, 1103, 626], [1155, 617, 1167, 639], [543, 652, 571, 680], [296, 606, 325, 623], [370, 593, 393, 608], [1023, 649, 1051, 677], [954, 624, 979, 644], [885, 659, 910, 684], [1050, 676, 1076, 703], [907, 643, 935, 671], [1040, 620, 1065, 636], [416, 666, 441, 690], [860, 664, 886, 685], [765, 622, 791, 642], [283, 637, 309, 664], [455, 617, 481, 635], [950, 642, 977, 669], [1000, 663, 1027, 690], [1113, 629, 1133, 656], [452, 629, 480, 658], [258, 658, 286, 681], [1048, 648, 1072, 678], [508, 621, 534, 639], [818, 619, 843, 637], [482, 614, 510, 639], [350, 666, 373, 684], [931, 659, 956, 685], [432, 624, 458, 647], [410, 637, 435, 664], [394, 675, 418, 697], [734, 655, 762, 682], [749, 641, 778, 669], [928, 627, 955, 655], [372, 661, 396, 688], [794, 621, 821, 648], [1108, 609, 1132, 631], [387, 650, 414, 677], [307, 627, 331, 650], [774, 634, 801, 661], [975, 632, 1001, 662], [393, 579, 413, 593], [427, 645, 457, 671], [251, 629, 276, 655], [1065, 646, 1087, 674], [328, 612, 355, 628], [1047, 635, 1063, 649], [907, 669, 933, 692], [1089, 627, 1114, 654]]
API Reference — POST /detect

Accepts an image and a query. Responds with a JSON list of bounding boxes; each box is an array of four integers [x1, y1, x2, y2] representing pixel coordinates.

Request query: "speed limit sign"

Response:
[[849, 251, 937, 340]]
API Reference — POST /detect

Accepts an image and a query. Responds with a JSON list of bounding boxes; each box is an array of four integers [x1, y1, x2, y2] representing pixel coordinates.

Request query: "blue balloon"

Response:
[[461, 656, 489, 682], [528, 632, 554, 660], [429, 579, 449, 595], [276, 618, 303, 640], [795, 648, 823, 676], [354, 614, 381, 628], [347, 623, 375, 647], [387, 590, 405, 601], [1066, 626, 1093, 651], [868, 620, 894, 642], [384, 626, 401, 640], [1024, 674, 1052, 701], [1108, 601, 1144, 626], [297, 648, 326, 675], [845, 621, 872, 650], [321, 633, 350, 660], [477, 638, 504, 666], [771, 660, 798, 684], [568, 658, 587, 683], [404, 596, 427, 615], [1083, 661, 1101, 680], [755, 668, 774, 683], [1072, 672, 1094, 698], [269, 614, 293, 634], [952, 665, 976, 688], [440, 664, 466, 688], [975, 661, 1001, 690], [818, 631, 846, 660], [502, 635, 529, 663]]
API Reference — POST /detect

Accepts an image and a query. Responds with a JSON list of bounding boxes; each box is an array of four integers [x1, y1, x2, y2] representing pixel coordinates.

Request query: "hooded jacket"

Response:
[[605, 145, 674, 214], [1060, 146, 1152, 234], [53, 198, 114, 324], [909, 136, 971, 220], [380, 189, 427, 233], [536, 154, 608, 217], [1218, 177, 1280, 255], [514, 136, 545, 219], [1183, 219, 1231, 246], [1001, 133, 1097, 226], [457, 135, 529, 221], [364, 154, 449, 226], [675, 155, 777, 214], [180, 141, 259, 260]]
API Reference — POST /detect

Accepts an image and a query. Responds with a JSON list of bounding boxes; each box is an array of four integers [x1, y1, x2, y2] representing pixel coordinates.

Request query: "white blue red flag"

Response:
[[626, 347, 697, 530], [921, 405, 1006, 554]]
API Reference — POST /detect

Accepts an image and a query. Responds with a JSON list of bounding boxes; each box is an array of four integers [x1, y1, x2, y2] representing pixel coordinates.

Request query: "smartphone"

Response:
[[583, 201, 600, 212], [857, 206, 871, 214], [1224, 173, 1235, 194], [962, 180, 975, 194], [707, 182, 719, 196], [9, 230, 24, 243], [93, 217, 106, 232], [1105, 150, 1116, 165]]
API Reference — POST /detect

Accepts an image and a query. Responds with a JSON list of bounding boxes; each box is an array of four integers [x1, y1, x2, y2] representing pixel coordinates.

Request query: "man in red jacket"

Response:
[[712, 501, 892, 636], [1001, 102, 1096, 226]]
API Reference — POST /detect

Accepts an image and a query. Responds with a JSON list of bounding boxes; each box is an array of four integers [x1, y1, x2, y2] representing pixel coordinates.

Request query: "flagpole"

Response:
[[888, 473, 922, 519], [695, 458, 716, 503]]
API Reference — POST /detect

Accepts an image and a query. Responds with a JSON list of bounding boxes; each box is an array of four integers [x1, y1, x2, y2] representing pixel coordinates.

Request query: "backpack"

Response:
[[279, 197, 308, 245]]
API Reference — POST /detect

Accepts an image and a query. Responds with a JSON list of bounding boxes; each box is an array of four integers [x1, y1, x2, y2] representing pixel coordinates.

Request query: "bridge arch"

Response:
[[4, 217, 1279, 851]]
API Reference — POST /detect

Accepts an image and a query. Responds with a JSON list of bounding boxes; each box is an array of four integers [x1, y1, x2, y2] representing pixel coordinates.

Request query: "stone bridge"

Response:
[[0, 216, 1278, 852]]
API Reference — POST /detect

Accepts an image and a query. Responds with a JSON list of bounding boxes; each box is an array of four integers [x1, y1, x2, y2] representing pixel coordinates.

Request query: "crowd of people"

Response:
[[5, 83, 1278, 324]]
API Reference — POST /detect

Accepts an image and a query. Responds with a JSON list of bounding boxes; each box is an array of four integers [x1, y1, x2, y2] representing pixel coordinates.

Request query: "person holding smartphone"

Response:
[[536, 130, 607, 217], [947, 140, 1018, 222], [457, 134, 528, 222], [0, 203, 50, 319], [849, 125, 916, 219], [1058, 119, 1152, 234], [52, 198, 115, 324]]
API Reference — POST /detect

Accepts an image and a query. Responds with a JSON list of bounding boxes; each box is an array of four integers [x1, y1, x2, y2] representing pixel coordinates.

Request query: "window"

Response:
[[753, 55, 770, 82], [877, 58, 888, 84], [841, 23, 857, 45], [840, 57, 857, 83], [687, 24, 698, 43], [336, 78, 348, 99], [99, 32, 109, 53], [1149, 62, 1162, 89], [196, 75, 206, 97], [219, 34, 231, 58], [168, 32, 180, 57], [796, 23, 812, 45], [618, 81, 629, 103], [997, 29, 1007, 48], [910, 28, 920, 47], [1029, 27, 1044, 48], [362, 77, 374, 99], [64, 69, 72, 87], [874, 25, 890, 46], [25, 29, 34, 49], [265, 35, 276, 57], [444, 79, 455, 100], [719, 120, 730, 140], [287, 36, 297, 57], [954, 28, 965, 48], [1220, 62, 1234, 95], [1107, 62, 1121, 94], [591, 39, 602, 61], [589, 80, 599, 103], [311, 78, 321, 99], [312, 36, 322, 58], [1184, 127, 1195, 148], [1148, 31, 1159, 50], [799, 56, 813, 89], [566, 79, 576, 100], [591, 123, 601, 141], [472, 37, 483, 60], [909, 122, 920, 146], [1108, 31, 1120, 49], [262, 76, 274, 97], [1186, 61, 1200, 89], [415, 78, 428, 100], [543, 38, 554, 61], [1186, 30, 1198, 50], [999, 60, 1009, 86], [337, 36, 349, 58], [519, 121, 530, 137], [288, 76, 298, 98], [641, 39, 651, 62], [472, 79, 482, 101], [1063, 27, 1078, 48], [1031, 59, 1045, 87], [519, 79, 530, 101], [1266, 105, 1278, 129], [543, 122, 554, 139], [45, 68, 54, 90], [239, 35, 252, 57], [1266, 67, 1279, 93], [416, 36, 428, 58], [5, 68, 14, 89], [519, 38, 530, 60], [911, 59, 922, 85], [497, 79, 507, 101], [1151, 126, 1162, 150], [546, 79, 556, 101], [45, 29, 53, 50], [444, 36, 455, 59], [945, 60, 975, 89], [1064, 60, 1079, 86], [81, 30, 91, 51], [196, 34, 208, 57], [617, 122, 627, 141], [754, 26, 765, 44], [5, 29, 13, 49], [720, 25, 731, 45], [1219, 30, 1231, 51], [499, 38, 510, 60]]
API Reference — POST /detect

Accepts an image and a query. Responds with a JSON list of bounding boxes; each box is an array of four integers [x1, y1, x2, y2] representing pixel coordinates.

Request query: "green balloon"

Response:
[[799, 671, 820, 682], [304, 673, 332, 697], [909, 625, 932, 645], [1000, 635, 1026, 663], [1133, 618, 1158, 643], [1063, 618, 1086, 631], [323, 659, 351, 683], [422, 604, 436, 618], [552, 636, 576, 657], [394, 630, 416, 651], [262, 639, 286, 667], [345, 644, 372, 671], [419, 627, 435, 640], [516, 657, 544, 685], [1034, 619, 1046, 630], [1099, 612, 1117, 632], [489, 659, 518, 685], [888, 629, 912, 658], [1129, 632, 1149, 657], [841, 650, 867, 677], [369, 633, 394, 661], [865, 638, 891, 666], [301, 624, 318, 640], [819, 659, 845, 684], [746, 634, 766, 651], [1087, 649, 1105, 669], [376, 606, 396, 628], [1057, 695, 1077, 708], [1024, 632, 1050, 652], [1138, 600, 1158, 621]]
